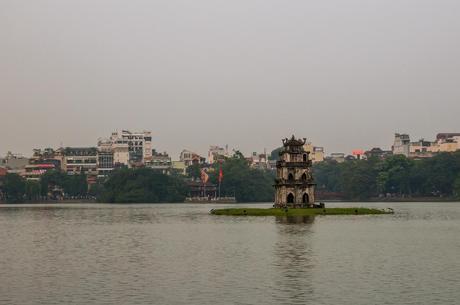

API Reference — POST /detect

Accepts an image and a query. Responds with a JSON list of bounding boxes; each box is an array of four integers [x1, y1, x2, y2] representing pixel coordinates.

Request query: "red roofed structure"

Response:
[[24, 164, 56, 180]]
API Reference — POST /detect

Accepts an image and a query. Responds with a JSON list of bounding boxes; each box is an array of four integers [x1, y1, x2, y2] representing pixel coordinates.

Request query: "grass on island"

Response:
[[210, 207, 393, 216]]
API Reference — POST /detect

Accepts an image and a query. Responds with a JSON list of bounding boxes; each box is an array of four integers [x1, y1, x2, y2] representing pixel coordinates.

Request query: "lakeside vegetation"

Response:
[[1, 171, 90, 203], [2, 151, 460, 203], [314, 152, 460, 200], [188, 151, 275, 202], [97, 168, 187, 203], [211, 207, 393, 216]]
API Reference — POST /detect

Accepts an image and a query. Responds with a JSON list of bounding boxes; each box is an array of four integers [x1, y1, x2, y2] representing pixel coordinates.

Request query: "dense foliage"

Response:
[[97, 168, 187, 203], [40, 170, 88, 197], [3, 151, 459, 204], [207, 155, 275, 202], [314, 152, 460, 200], [2, 174, 26, 203], [0, 170, 90, 203]]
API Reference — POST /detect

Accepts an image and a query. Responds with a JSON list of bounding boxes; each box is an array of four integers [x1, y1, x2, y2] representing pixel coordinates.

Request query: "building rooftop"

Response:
[[436, 133, 460, 140]]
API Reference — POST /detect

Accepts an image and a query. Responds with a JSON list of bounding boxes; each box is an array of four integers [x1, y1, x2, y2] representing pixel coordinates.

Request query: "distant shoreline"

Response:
[[319, 197, 458, 203], [1, 198, 458, 204]]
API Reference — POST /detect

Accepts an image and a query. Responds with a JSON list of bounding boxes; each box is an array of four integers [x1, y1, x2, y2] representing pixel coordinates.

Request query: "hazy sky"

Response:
[[1, 0, 460, 158]]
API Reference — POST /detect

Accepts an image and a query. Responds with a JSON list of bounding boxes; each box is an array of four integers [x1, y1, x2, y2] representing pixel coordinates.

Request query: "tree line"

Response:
[[2, 151, 458, 203], [0, 170, 89, 203], [1, 152, 275, 203], [182, 151, 275, 202], [314, 152, 460, 200], [206, 152, 275, 202], [96, 168, 187, 203], [74, 153, 275, 203]]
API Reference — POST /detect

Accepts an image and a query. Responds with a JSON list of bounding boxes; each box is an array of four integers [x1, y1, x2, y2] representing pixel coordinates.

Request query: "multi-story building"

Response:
[[352, 149, 365, 160], [303, 143, 325, 163], [392, 133, 411, 157], [208, 145, 229, 164], [146, 150, 172, 174], [247, 151, 270, 169], [393, 133, 460, 159], [97, 140, 114, 178], [180, 150, 206, 167], [23, 163, 56, 181], [112, 142, 130, 167], [30, 148, 63, 169], [110, 130, 152, 164], [433, 133, 460, 153], [0, 152, 29, 175], [365, 148, 393, 159], [328, 153, 345, 163], [408, 139, 435, 158], [62, 147, 98, 176], [436, 133, 460, 143], [172, 161, 187, 175]]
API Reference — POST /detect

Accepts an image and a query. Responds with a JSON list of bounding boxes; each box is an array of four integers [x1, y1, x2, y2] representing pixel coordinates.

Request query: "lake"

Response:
[[1, 202, 459, 305]]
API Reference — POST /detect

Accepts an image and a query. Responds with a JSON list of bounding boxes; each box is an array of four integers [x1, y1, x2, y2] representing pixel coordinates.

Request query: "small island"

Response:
[[210, 136, 394, 217], [211, 207, 393, 216]]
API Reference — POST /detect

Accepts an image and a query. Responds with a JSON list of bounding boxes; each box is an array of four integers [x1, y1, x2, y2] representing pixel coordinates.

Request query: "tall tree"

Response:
[[3, 174, 26, 203], [97, 168, 187, 203]]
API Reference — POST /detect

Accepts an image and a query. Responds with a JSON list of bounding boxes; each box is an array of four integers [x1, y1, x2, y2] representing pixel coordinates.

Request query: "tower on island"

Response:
[[274, 136, 316, 208]]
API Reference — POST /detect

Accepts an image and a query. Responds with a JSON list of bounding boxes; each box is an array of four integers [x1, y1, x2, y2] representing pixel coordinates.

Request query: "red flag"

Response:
[[218, 166, 223, 183]]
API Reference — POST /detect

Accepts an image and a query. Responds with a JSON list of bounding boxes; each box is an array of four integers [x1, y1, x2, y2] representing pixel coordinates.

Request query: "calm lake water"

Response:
[[1, 202, 459, 305]]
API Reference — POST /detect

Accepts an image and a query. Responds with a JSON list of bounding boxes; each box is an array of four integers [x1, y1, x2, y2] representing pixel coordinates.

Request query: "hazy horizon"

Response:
[[2, 0, 460, 158]]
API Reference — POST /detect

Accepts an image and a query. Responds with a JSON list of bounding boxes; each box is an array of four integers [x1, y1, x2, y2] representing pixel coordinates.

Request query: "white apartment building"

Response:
[[208, 145, 229, 164], [110, 130, 152, 163], [180, 150, 205, 167], [112, 142, 130, 166]]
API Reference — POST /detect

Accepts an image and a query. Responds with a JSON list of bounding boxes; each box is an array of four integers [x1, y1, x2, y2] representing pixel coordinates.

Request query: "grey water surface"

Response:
[[1, 202, 459, 305]]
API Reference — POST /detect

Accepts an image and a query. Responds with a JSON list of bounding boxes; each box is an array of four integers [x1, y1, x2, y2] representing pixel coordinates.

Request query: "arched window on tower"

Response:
[[302, 193, 309, 204], [287, 193, 295, 204], [288, 173, 294, 181], [301, 173, 307, 181], [303, 154, 308, 162]]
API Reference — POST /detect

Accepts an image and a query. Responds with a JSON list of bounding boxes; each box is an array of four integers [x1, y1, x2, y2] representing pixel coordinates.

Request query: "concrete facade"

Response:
[[394, 132, 460, 158], [62, 147, 98, 176], [172, 161, 187, 175], [208, 145, 229, 164], [97, 140, 114, 178], [146, 150, 172, 174], [274, 136, 316, 208], [110, 130, 152, 164], [393, 133, 411, 157], [180, 150, 205, 167], [0, 152, 29, 175], [303, 143, 325, 163]]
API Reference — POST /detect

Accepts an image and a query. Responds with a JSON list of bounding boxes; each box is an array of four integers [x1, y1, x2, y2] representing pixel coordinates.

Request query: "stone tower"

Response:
[[274, 136, 316, 208]]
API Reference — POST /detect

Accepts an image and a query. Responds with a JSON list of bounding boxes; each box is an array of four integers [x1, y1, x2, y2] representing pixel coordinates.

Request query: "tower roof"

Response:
[[282, 135, 307, 147]]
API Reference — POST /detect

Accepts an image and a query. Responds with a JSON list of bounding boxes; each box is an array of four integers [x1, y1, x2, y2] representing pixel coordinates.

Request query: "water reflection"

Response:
[[275, 216, 315, 225], [272, 216, 315, 304]]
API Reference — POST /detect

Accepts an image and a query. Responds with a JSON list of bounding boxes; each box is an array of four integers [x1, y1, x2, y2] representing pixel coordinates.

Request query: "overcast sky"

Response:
[[1, 0, 460, 158]]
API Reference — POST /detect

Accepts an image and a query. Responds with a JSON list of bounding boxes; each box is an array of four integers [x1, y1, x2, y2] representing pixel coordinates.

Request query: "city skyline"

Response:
[[2, 1, 460, 158], [0, 129, 456, 160]]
